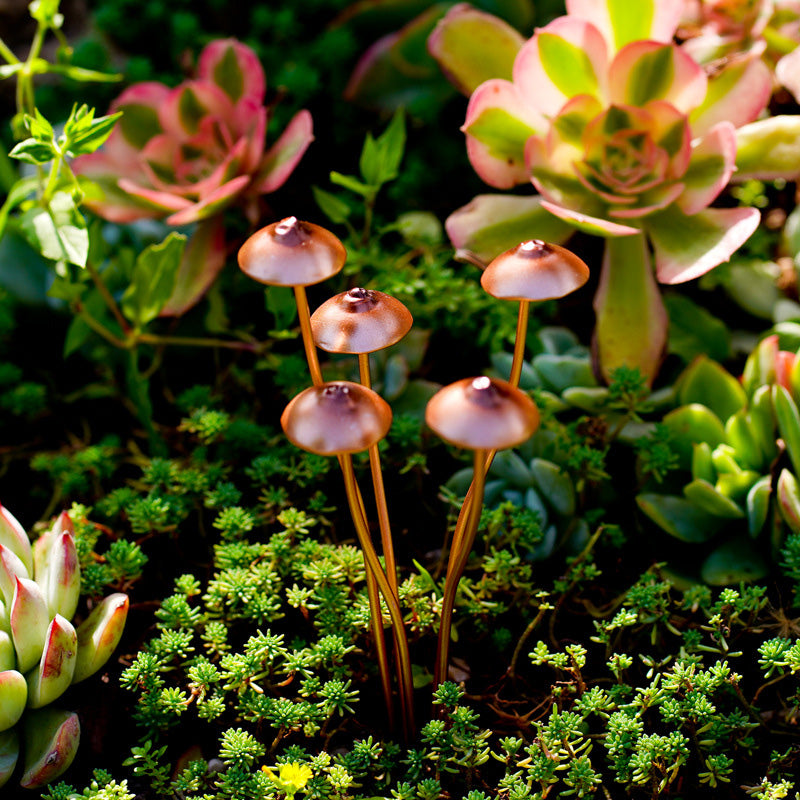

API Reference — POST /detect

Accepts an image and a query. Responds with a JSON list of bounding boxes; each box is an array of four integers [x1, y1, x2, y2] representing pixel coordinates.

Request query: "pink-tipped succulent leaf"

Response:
[[10, 578, 50, 674], [39, 533, 80, 621], [71, 593, 129, 684], [25, 615, 77, 709], [19, 709, 80, 789], [0, 505, 32, 575]]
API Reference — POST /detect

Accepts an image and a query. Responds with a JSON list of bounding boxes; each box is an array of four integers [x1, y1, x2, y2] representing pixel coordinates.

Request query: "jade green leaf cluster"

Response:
[[636, 339, 800, 584], [0, 506, 129, 789]]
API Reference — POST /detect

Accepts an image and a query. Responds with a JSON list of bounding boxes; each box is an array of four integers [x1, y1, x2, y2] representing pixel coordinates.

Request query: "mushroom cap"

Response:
[[481, 240, 589, 301], [238, 216, 347, 287], [281, 381, 392, 455], [425, 376, 539, 450], [311, 288, 413, 354]]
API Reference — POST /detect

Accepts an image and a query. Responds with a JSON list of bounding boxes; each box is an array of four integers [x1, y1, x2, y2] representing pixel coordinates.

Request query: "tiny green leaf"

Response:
[[65, 110, 122, 157], [19, 191, 88, 267], [121, 232, 186, 327], [329, 171, 372, 198], [359, 109, 406, 189], [312, 186, 351, 224], [8, 138, 56, 165]]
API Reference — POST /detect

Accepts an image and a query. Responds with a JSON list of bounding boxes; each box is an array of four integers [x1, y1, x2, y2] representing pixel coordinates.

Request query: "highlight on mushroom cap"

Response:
[[481, 240, 590, 302], [311, 288, 413, 354], [237, 216, 347, 287], [425, 376, 539, 451], [281, 381, 392, 455]]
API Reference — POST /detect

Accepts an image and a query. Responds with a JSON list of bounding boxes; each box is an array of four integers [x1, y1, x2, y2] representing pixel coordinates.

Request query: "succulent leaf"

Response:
[[777, 469, 800, 535], [773, 385, 800, 476], [32, 511, 73, 582], [26, 615, 77, 708], [19, 709, 80, 789], [10, 578, 50, 674], [700, 536, 768, 584], [72, 593, 129, 684], [0, 505, 32, 575], [41, 533, 80, 620], [0, 544, 30, 607], [0, 729, 19, 788], [530, 459, 576, 516], [0, 631, 14, 672], [636, 493, 722, 542], [662, 404, 727, 470], [684, 479, 746, 518], [746, 475, 772, 538], [0, 670, 27, 732]]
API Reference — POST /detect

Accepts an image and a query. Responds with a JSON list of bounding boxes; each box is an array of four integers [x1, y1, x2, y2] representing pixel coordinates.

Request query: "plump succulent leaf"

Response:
[[72, 593, 129, 684], [0, 670, 27, 732], [19, 708, 80, 789]]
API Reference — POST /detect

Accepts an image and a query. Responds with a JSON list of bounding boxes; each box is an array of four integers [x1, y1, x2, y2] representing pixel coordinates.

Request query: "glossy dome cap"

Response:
[[311, 288, 413, 354], [238, 216, 347, 287], [425, 376, 539, 450], [481, 240, 589, 301], [281, 381, 392, 455]]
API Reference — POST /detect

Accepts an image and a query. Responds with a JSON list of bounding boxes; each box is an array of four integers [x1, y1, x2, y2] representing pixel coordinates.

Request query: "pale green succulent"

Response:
[[0, 506, 129, 789]]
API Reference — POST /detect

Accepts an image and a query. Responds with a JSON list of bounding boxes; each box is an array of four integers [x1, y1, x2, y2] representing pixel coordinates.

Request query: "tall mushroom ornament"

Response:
[[311, 288, 413, 592], [426, 377, 540, 688], [238, 216, 347, 386], [281, 381, 416, 738]]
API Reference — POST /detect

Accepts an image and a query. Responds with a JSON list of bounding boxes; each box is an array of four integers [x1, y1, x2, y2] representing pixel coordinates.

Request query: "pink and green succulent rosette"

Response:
[[75, 39, 313, 315], [679, 0, 800, 102], [440, 0, 800, 384]]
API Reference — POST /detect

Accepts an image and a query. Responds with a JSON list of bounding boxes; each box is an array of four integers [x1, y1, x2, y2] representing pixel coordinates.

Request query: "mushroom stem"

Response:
[[509, 300, 530, 387], [340, 454, 416, 739], [434, 447, 487, 689], [365, 566, 396, 731], [357, 353, 399, 597], [358, 353, 371, 388], [294, 285, 323, 386], [339, 454, 396, 731], [442, 341, 527, 585]]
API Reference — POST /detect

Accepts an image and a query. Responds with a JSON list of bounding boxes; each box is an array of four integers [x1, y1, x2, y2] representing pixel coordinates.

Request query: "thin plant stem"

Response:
[[434, 448, 487, 689], [86, 261, 130, 335], [294, 285, 322, 385], [0, 36, 20, 66], [508, 606, 548, 679], [73, 304, 127, 348], [137, 333, 258, 352], [341, 454, 416, 739]]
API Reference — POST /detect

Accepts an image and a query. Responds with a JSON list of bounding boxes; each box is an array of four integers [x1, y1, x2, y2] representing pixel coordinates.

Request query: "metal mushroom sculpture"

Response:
[[425, 377, 540, 688]]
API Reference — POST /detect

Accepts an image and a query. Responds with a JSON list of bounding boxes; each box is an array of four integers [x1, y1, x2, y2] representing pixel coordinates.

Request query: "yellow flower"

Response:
[[262, 762, 313, 798]]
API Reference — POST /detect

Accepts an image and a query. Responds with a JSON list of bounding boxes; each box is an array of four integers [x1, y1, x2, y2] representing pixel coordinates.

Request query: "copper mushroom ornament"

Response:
[[238, 216, 346, 385], [311, 288, 413, 591], [281, 382, 415, 737], [426, 376, 540, 688], [482, 240, 589, 386]]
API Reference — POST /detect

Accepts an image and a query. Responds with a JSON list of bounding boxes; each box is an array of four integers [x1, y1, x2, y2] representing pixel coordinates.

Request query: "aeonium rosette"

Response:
[[74, 39, 313, 315], [444, 0, 788, 384], [679, 0, 800, 102]]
